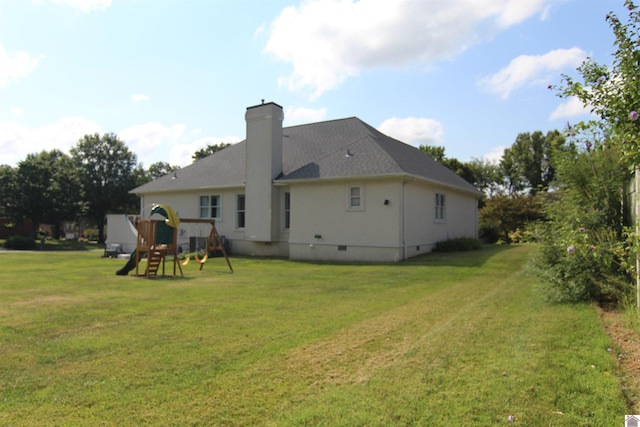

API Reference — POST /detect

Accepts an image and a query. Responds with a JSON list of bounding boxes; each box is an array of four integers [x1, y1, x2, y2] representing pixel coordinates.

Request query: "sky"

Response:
[[0, 0, 631, 169]]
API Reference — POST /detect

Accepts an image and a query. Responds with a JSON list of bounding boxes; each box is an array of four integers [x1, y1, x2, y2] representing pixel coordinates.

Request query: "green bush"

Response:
[[433, 238, 482, 252], [509, 226, 539, 243], [4, 236, 36, 250], [531, 143, 634, 304], [532, 223, 634, 304], [478, 221, 500, 244], [83, 228, 98, 241]]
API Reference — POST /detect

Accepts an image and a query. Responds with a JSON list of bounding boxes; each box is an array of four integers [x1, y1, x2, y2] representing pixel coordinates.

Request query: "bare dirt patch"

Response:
[[599, 306, 640, 412]]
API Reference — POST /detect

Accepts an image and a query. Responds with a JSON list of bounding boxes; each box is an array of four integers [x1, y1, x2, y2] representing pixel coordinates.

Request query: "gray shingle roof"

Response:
[[131, 117, 480, 195]]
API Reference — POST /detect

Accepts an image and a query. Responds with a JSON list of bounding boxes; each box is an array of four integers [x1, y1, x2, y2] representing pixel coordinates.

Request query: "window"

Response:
[[200, 195, 221, 219], [236, 194, 245, 229], [435, 193, 446, 222], [284, 192, 290, 230], [348, 186, 363, 210]]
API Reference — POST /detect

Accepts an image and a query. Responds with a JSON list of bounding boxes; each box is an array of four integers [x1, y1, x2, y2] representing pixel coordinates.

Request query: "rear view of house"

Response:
[[130, 101, 481, 262]]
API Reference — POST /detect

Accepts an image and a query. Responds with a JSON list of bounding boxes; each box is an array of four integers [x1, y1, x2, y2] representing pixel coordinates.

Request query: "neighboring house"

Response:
[[130, 101, 481, 262]]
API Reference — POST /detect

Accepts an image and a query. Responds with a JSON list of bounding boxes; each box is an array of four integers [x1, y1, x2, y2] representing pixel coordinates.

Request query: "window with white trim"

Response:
[[236, 194, 245, 229], [435, 193, 446, 222], [199, 195, 221, 220], [348, 186, 363, 210]]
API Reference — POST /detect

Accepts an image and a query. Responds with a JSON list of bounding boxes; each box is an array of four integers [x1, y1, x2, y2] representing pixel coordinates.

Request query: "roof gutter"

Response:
[[130, 184, 246, 195], [275, 173, 483, 197]]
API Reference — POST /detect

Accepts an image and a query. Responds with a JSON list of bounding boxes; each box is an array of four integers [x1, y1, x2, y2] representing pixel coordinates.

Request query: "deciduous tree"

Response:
[[71, 133, 138, 243], [146, 161, 179, 179], [12, 150, 83, 238], [192, 143, 232, 162], [499, 130, 565, 194], [0, 165, 16, 217]]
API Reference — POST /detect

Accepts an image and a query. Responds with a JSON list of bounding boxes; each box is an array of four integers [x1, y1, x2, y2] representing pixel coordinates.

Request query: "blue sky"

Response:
[[0, 0, 630, 168]]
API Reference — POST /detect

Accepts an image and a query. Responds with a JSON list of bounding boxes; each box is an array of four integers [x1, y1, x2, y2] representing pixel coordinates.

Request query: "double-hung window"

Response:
[[435, 193, 446, 222], [199, 195, 221, 220], [348, 186, 363, 210], [236, 194, 246, 229], [283, 192, 290, 230]]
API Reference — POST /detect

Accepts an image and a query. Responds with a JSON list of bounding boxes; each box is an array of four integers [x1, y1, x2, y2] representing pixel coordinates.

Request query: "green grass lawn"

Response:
[[0, 245, 629, 426]]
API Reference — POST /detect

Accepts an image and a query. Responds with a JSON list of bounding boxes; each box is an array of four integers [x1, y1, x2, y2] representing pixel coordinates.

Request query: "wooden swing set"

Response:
[[134, 218, 233, 277]]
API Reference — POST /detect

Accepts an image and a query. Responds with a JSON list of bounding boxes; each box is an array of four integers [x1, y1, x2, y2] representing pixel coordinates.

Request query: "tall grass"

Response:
[[0, 246, 628, 425]]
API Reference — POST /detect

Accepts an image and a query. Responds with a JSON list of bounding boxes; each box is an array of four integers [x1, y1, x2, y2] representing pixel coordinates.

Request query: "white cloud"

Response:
[[482, 146, 506, 164], [378, 116, 444, 147], [169, 136, 241, 167], [264, 0, 551, 99], [0, 117, 101, 166], [549, 96, 592, 120], [50, 0, 112, 13], [0, 117, 242, 169], [0, 45, 44, 89], [119, 122, 242, 167], [480, 47, 587, 99], [494, 0, 546, 28], [10, 107, 24, 118], [119, 122, 186, 166], [131, 94, 150, 103], [284, 106, 327, 126]]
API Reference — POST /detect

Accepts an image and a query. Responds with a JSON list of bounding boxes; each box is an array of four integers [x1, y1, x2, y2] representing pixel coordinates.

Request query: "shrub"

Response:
[[531, 223, 634, 303], [83, 228, 99, 241], [531, 143, 635, 304], [4, 236, 37, 250], [509, 226, 539, 243], [433, 238, 483, 252], [478, 221, 500, 244]]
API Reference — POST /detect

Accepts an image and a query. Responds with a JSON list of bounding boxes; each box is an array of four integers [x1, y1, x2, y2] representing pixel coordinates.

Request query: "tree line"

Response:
[[0, 134, 231, 243]]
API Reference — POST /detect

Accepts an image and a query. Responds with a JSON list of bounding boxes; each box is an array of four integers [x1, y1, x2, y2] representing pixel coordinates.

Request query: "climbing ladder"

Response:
[[146, 250, 164, 277], [135, 219, 183, 277]]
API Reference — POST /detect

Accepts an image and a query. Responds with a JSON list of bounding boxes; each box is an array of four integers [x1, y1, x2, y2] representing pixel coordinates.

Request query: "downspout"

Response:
[[476, 197, 479, 238], [402, 180, 407, 260]]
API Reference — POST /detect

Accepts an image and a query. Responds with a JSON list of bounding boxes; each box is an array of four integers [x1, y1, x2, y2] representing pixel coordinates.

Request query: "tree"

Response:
[[418, 145, 479, 187], [499, 130, 565, 194], [12, 150, 83, 238], [146, 161, 179, 180], [537, 0, 640, 304], [466, 158, 502, 196], [0, 165, 17, 217], [192, 143, 232, 162], [532, 144, 633, 302], [418, 145, 446, 162], [478, 193, 544, 244], [557, 1, 640, 165], [71, 133, 138, 244]]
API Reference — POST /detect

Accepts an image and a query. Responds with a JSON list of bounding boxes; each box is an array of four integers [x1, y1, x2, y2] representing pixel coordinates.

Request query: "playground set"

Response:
[[116, 204, 233, 277]]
